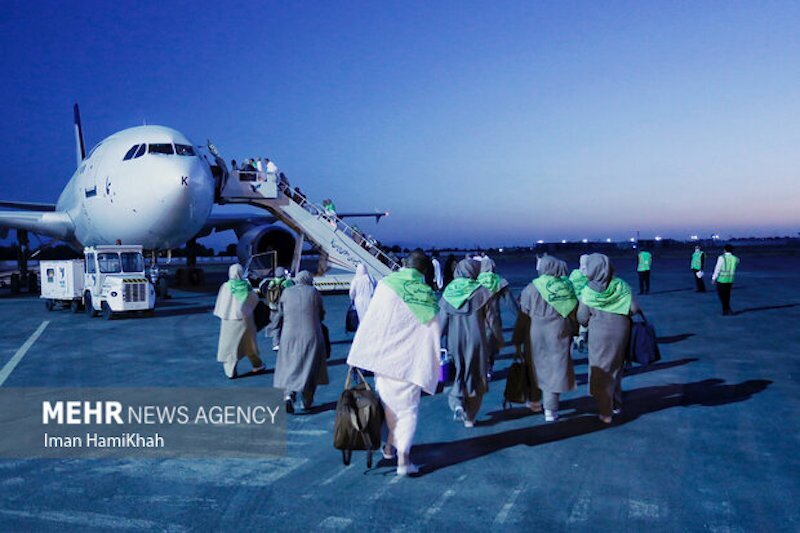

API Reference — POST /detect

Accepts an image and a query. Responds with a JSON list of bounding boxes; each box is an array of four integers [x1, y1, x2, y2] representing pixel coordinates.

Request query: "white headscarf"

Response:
[[213, 264, 258, 320]]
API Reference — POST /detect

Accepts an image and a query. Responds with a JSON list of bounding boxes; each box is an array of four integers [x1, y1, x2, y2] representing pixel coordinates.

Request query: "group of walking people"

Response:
[[213, 244, 739, 476]]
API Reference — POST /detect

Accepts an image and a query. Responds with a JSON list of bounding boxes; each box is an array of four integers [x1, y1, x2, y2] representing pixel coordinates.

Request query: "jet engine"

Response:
[[236, 225, 297, 270]]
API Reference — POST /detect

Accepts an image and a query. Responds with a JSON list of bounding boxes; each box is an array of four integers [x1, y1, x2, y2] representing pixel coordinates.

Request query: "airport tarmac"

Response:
[[0, 255, 799, 531]]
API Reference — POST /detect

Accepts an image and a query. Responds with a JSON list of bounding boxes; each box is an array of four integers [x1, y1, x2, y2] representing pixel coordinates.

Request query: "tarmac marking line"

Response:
[[319, 464, 354, 486], [567, 490, 591, 524], [0, 320, 49, 387], [494, 485, 524, 525], [287, 429, 329, 436], [317, 516, 353, 530], [368, 474, 402, 502], [424, 474, 467, 521]]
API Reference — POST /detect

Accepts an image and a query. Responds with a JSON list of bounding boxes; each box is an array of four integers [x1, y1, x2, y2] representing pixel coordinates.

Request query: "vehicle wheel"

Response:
[[342, 449, 351, 466], [70, 300, 82, 313], [44, 299, 55, 311], [85, 292, 97, 317], [101, 301, 114, 321]]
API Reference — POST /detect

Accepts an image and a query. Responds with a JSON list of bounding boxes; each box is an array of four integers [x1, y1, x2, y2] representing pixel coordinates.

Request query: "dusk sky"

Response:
[[1, 1, 799, 248]]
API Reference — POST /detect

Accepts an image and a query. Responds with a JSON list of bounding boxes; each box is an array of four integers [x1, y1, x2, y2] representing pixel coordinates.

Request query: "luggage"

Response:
[[333, 367, 384, 468], [345, 303, 359, 333], [627, 313, 661, 366], [436, 349, 454, 394], [503, 348, 531, 408], [253, 301, 270, 332]]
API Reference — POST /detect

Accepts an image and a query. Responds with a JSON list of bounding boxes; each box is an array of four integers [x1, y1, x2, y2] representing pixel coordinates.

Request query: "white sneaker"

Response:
[[397, 463, 419, 476], [598, 415, 612, 424], [463, 419, 475, 428], [526, 401, 543, 413], [544, 410, 558, 422], [272, 345, 279, 351]]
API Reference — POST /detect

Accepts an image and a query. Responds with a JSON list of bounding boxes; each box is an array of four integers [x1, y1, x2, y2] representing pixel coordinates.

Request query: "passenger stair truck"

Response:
[[40, 244, 156, 319], [220, 169, 400, 291]]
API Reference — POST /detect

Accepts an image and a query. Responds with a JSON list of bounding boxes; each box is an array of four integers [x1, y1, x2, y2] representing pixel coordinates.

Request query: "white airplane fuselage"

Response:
[[56, 125, 215, 250]]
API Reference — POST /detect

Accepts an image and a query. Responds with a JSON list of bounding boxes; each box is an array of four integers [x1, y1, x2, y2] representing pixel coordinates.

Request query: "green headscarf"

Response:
[[569, 269, 588, 299], [533, 275, 578, 318], [581, 278, 632, 315], [228, 280, 251, 302], [477, 271, 501, 294], [382, 268, 439, 323], [443, 259, 482, 309]]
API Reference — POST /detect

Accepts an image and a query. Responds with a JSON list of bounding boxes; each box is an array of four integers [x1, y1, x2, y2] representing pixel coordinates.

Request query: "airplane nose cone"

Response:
[[153, 160, 215, 247]]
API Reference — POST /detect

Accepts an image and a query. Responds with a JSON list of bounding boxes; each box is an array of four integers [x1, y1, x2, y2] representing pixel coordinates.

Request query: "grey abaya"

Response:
[[519, 256, 577, 411], [576, 254, 640, 418], [273, 271, 329, 406], [439, 260, 500, 422]]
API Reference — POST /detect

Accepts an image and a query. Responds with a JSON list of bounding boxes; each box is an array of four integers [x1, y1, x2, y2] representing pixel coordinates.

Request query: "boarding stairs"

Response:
[[220, 170, 399, 282]]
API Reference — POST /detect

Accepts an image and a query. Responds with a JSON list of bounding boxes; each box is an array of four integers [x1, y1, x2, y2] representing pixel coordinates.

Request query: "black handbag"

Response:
[[333, 367, 384, 468], [345, 303, 359, 333]]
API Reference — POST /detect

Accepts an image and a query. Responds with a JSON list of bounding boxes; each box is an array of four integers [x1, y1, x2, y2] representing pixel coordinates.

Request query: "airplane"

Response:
[[0, 105, 386, 291]]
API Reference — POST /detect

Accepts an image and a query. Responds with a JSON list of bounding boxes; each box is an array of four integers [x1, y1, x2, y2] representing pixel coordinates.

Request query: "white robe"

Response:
[[348, 267, 376, 321], [346, 282, 441, 395], [432, 258, 443, 290]]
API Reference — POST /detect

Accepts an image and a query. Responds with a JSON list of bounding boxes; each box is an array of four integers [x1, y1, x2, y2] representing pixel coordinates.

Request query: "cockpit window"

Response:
[[149, 143, 174, 155], [135, 144, 146, 158], [175, 144, 195, 156], [123, 145, 140, 161]]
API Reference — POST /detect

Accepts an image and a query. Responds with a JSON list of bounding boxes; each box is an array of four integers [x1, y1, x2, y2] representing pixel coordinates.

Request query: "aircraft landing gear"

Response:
[[9, 230, 38, 295]]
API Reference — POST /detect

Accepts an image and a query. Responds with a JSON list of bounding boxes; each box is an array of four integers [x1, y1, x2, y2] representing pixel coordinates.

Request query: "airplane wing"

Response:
[[0, 201, 57, 211], [0, 210, 74, 241]]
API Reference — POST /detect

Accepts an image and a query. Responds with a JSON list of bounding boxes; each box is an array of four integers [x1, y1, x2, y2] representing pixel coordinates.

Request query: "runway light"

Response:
[[498, 248, 504, 253], [561, 239, 567, 244], [581, 238, 588, 244], [690, 235, 699, 241], [606, 238, 612, 243], [536, 239, 544, 244], [655, 236, 663, 241], [629, 237, 636, 242]]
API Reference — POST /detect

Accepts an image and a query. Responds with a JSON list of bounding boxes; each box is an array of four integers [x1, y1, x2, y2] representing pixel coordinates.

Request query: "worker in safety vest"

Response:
[[636, 249, 653, 295], [712, 244, 740, 316], [690, 246, 706, 293]]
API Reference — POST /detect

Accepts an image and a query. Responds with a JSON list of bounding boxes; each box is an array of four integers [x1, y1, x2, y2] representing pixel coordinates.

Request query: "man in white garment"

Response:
[[346, 251, 441, 476]]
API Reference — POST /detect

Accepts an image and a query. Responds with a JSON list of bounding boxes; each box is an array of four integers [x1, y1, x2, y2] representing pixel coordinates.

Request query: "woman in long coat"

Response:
[[348, 263, 376, 322], [519, 256, 578, 422], [477, 258, 519, 378], [439, 259, 501, 427], [273, 271, 329, 413], [214, 264, 264, 378], [577, 253, 640, 423]]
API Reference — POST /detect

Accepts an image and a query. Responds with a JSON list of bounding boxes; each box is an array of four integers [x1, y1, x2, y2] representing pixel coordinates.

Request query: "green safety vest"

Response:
[[691, 251, 704, 270], [717, 254, 739, 284], [637, 251, 652, 272]]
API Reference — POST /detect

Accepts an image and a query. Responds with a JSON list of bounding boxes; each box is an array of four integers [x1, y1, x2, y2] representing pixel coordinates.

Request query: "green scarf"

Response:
[[532, 275, 578, 318], [569, 269, 588, 300], [443, 277, 482, 309], [580, 278, 632, 315], [477, 271, 501, 294], [382, 268, 439, 323], [228, 279, 251, 302]]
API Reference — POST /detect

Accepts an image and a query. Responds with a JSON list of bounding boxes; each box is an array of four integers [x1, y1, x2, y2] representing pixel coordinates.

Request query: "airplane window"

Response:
[[121, 252, 144, 273], [134, 144, 146, 158], [123, 145, 139, 161], [97, 253, 121, 274], [175, 144, 195, 156], [149, 143, 174, 155]]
